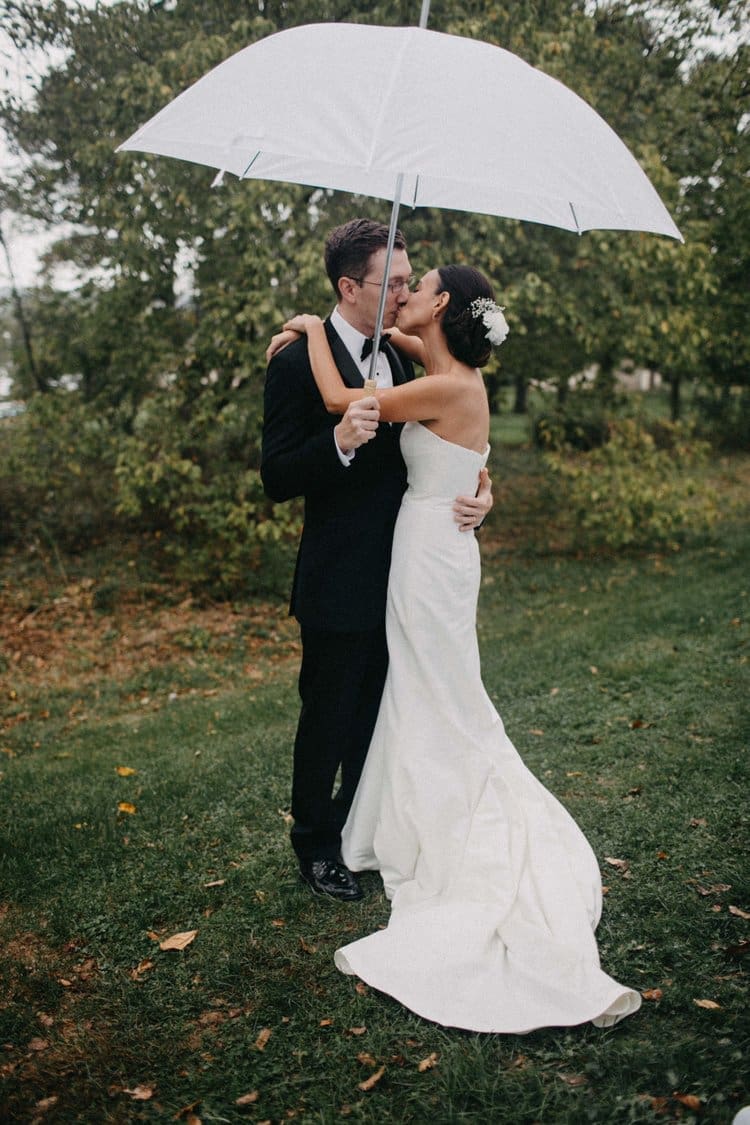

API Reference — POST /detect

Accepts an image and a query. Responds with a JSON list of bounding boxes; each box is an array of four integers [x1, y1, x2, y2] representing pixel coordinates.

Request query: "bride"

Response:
[[275, 264, 641, 1034]]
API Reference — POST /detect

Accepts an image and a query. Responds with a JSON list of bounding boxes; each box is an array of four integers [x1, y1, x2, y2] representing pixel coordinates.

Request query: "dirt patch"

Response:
[[1, 578, 300, 702]]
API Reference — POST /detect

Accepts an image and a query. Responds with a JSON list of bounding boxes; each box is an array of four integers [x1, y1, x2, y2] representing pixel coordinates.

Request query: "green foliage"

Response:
[[544, 418, 719, 551], [694, 385, 750, 453], [0, 393, 119, 550], [532, 388, 632, 451], [114, 379, 300, 596]]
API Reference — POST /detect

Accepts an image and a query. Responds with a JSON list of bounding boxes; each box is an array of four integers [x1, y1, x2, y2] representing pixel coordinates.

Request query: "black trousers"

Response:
[[290, 622, 389, 863]]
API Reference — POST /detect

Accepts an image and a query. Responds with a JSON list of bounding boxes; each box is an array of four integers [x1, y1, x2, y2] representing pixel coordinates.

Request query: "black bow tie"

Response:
[[360, 333, 391, 360]]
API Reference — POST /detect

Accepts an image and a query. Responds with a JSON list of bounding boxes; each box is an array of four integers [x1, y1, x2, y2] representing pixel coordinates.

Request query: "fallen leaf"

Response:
[[589, 666, 598, 675], [689, 817, 707, 828], [174, 1100, 201, 1119], [656, 851, 669, 860], [417, 1052, 439, 1072], [650, 1096, 670, 1115], [604, 857, 630, 872], [116, 766, 137, 777], [319, 1018, 333, 1027], [254, 1028, 272, 1051], [203, 879, 226, 888], [34, 1096, 58, 1113], [348, 1026, 367, 1036], [118, 802, 137, 815], [358, 1065, 386, 1092], [159, 930, 198, 952], [509, 1054, 529, 1069], [355, 982, 368, 995], [629, 718, 650, 729], [694, 882, 731, 897], [557, 1072, 588, 1086], [673, 1093, 702, 1111], [271, 918, 286, 928], [36, 1012, 54, 1028], [729, 905, 750, 920], [357, 1051, 377, 1067], [27, 1037, 49, 1052], [693, 998, 721, 1009], [641, 988, 663, 1001], [129, 959, 155, 981], [566, 771, 583, 778], [235, 1091, 259, 1106], [124, 1085, 155, 1100], [528, 729, 545, 736], [299, 937, 317, 954]]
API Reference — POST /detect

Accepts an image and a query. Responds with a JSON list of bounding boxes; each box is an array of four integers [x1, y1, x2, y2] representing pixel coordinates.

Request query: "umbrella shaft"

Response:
[[367, 172, 405, 384]]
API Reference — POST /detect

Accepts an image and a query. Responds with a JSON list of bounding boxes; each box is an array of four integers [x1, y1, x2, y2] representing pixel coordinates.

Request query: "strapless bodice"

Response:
[[400, 421, 489, 503]]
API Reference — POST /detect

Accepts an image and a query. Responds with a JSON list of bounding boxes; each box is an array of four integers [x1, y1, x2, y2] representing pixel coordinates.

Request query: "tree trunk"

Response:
[[512, 373, 528, 414], [670, 374, 681, 421], [0, 223, 45, 394]]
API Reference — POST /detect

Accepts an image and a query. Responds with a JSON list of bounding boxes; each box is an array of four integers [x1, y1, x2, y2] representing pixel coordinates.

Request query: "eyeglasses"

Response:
[[349, 275, 414, 294]]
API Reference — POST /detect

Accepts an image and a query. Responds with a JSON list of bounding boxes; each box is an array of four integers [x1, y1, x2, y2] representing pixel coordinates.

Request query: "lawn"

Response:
[[1, 439, 748, 1124]]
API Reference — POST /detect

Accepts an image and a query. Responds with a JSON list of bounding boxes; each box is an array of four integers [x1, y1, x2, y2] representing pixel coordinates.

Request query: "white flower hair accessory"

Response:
[[470, 297, 509, 346]]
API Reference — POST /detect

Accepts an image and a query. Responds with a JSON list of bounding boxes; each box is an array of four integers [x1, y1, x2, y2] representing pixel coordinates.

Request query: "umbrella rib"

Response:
[[569, 202, 582, 235], [411, 175, 420, 209], [241, 151, 262, 178]]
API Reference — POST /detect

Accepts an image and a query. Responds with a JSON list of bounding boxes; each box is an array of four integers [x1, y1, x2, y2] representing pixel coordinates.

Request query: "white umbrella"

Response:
[[118, 21, 682, 371]]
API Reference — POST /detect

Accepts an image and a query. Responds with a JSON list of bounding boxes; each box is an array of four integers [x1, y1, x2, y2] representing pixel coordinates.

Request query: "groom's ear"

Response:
[[338, 275, 359, 304]]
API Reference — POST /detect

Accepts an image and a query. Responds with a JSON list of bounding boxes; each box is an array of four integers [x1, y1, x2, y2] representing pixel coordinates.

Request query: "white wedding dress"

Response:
[[336, 422, 641, 1033]]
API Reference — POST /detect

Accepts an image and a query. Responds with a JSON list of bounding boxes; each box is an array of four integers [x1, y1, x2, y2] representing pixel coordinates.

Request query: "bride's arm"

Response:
[[287, 314, 459, 423], [386, 327, 426, 367]]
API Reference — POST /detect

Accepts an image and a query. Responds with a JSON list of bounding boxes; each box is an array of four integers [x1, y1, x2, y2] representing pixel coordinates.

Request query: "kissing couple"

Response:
[[261, 218, 640, 1033]]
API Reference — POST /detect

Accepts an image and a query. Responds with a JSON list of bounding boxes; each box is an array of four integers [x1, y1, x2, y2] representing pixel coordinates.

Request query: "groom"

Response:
[[261, 218, 491, 901]]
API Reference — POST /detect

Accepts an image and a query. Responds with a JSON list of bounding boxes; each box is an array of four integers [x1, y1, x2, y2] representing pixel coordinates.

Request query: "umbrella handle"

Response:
[[362, 378, 378, 395]]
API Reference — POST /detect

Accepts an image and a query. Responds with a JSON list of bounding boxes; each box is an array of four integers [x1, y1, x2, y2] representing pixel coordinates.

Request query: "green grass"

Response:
[[1, 456, 748, 1123]]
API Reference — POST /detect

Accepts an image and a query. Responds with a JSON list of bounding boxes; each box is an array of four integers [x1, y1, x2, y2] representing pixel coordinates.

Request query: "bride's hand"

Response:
[[266, 328, 301, 363], [283, 313, 324, 335]]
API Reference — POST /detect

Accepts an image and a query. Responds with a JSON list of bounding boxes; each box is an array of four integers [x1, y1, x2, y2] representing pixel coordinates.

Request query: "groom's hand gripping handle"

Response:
[[334, 395, 380, 455]]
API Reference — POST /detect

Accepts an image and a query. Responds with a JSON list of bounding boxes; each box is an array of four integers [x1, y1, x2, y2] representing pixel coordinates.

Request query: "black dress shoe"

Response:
[[299, 859, 363, 901]]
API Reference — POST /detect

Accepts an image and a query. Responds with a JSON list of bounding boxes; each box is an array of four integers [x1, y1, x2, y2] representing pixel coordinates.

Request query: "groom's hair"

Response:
[[324, 218, 407, 298]]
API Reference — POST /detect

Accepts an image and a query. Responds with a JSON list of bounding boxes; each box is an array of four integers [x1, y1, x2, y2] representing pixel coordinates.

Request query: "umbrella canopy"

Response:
[[118, 22, 681, 241]]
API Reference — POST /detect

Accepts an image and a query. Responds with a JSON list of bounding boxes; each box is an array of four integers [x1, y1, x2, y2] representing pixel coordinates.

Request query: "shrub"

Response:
[[0, 393, 120, 551], [544, 418, 719, 551], [114, 384, 300, 597], [694, 385, 750, 451], [532, 390, 630, 451]]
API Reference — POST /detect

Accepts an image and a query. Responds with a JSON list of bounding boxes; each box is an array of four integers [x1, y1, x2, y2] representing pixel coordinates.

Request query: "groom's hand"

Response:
[[335, 396, 380, 454], [453, 467, 493, 532]]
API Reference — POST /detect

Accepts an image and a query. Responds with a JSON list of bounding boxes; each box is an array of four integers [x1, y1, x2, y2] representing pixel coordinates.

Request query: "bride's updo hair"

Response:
[[436, 265, 496, 368]]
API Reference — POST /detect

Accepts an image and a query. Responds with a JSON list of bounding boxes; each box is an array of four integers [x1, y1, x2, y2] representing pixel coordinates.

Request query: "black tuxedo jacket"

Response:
[[261, 319, 415, 632]]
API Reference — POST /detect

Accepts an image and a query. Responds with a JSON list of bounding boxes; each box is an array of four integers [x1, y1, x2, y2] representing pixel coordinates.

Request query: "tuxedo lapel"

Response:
[[383, 340, 409, 386], [325, 319, 363, 389]]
